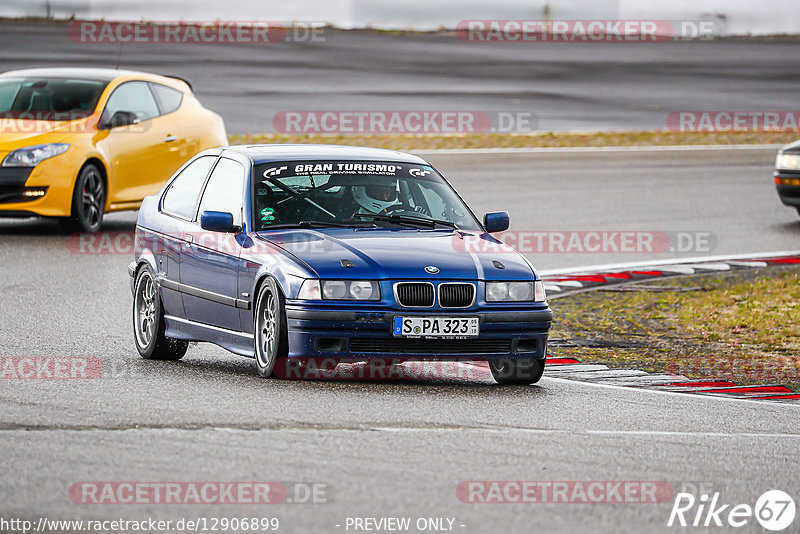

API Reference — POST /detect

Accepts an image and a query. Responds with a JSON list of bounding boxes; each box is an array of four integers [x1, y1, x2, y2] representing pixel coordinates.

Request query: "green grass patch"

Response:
[[549, 267, 800, 390], [228, 130, 796, 151]]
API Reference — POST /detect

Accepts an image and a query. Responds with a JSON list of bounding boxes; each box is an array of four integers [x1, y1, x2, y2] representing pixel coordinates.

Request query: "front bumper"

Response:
[[774, 170, 800, 207], [0, 150, 85, 218], [284, 303, 553, 360]]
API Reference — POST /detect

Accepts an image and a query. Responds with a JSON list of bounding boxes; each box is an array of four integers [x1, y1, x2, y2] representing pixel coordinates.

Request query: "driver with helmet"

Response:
[[351, 177, 400, 215]]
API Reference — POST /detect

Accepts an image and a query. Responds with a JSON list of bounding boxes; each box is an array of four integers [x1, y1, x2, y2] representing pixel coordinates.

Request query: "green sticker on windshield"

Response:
[[260, 207, 275, 222]]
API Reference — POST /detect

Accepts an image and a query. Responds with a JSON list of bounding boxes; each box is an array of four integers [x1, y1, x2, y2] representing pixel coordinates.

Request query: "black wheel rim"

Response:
[[81, 169, 104, 228]]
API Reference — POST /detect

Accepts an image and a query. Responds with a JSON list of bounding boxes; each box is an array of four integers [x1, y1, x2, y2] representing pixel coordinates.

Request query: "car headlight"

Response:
[[486, 281, 546, 302], [1, 144, 70, 167], [297, 279, 380, 301], [776, 153, 800, 171]]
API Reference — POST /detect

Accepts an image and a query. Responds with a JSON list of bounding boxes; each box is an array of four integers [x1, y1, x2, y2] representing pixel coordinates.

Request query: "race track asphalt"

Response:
[[2, 20, 800, 133], [1, 147, 798, 533]]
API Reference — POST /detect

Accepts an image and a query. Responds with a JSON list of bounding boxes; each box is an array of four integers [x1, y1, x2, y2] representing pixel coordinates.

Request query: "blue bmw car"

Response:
[[129, 145, 552, 384]]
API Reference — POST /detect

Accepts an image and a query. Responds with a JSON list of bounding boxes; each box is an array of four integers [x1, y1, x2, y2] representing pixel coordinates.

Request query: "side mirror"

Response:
[[100, 110, 139, 129], [483, 211, 509, 233], [200, 211, 236, 233]]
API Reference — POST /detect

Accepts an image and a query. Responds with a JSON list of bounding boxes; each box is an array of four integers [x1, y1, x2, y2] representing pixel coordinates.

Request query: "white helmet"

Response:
[[352, 180, 398, 214]]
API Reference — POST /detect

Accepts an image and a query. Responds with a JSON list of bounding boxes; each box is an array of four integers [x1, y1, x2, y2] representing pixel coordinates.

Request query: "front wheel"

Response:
[[61, 163, 106, 233], [133, 266, 188, 360], [254, 277, 288, 378], [489, 358, 545, 385]]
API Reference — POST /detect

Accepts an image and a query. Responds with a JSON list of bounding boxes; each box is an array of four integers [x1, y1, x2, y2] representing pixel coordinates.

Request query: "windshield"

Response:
[[253, 160, 482, 231], [0, 77, 108, 120]]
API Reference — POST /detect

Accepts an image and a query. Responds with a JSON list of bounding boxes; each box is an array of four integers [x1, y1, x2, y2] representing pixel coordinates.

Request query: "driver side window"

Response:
[[162, 156, 217, 220], [197, 158, 245, 227], [101, 81, 160, 124]]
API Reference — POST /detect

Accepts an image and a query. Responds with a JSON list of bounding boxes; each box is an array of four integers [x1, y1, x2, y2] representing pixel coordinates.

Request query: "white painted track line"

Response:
[[680, 262, 732, 271], [539, 250, 800, 276], [544, 377, 800, 408]]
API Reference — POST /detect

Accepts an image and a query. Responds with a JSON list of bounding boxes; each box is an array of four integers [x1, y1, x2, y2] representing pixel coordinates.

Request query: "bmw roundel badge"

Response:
[[425, 265, 440, 274]]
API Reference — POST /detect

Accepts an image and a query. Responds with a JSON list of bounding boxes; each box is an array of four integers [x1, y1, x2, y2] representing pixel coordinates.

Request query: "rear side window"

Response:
[[101, 81, 160, 123], [151, 83, 183, 114], [162, 156, 217, 219], [197, 158, 246, 227]]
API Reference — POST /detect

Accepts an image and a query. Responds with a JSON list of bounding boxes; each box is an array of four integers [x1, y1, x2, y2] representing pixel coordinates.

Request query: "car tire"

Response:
[[62, 163, 106, 233], [254, 277, 289, 378], [133, 265, 188, 360], [489, 358, 545, 385]]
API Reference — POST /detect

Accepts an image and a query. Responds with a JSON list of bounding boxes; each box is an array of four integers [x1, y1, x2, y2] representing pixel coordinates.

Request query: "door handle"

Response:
[[164, 134, 177, 142], [185, 234, 193, 247]]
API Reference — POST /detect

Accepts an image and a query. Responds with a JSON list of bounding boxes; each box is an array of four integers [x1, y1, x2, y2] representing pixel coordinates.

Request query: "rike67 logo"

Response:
[[668, 489, 795, 531]]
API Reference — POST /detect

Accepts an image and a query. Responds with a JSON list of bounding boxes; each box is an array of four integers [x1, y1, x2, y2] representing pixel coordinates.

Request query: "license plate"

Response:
[[393, 316, 479, 338]]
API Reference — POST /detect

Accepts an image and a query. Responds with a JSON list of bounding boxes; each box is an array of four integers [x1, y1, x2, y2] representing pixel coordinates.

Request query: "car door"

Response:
[[158, 155, 219, 319], [99, 81, 187, 204], [179, 157, 247, 331], [149, 82, 198, 163]]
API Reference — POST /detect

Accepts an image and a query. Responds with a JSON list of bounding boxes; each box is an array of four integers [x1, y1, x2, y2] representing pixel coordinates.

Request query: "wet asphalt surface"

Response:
[[1, 18, 800, 533], [1, 149, 799, 533], [1, 20, 800, 133]]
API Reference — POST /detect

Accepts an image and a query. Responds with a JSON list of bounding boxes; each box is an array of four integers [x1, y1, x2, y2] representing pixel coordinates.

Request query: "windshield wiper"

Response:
[[299, 220, 376, 228], [259, 220, 376, 230], [352, 213, 458, 229]]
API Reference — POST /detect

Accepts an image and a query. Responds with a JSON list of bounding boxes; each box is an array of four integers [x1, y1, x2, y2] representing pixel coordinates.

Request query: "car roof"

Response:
[[0, 68, 190, 90], [223, 144, 429, 165]]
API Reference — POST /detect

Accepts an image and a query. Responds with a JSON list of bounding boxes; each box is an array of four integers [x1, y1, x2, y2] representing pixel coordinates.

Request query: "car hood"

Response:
[[254, 228, 537, 280], [781, 139, 800, 154], [0, 117, 91, 148]]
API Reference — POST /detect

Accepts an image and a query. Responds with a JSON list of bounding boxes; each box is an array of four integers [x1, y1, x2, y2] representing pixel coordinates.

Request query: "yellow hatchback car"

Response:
[[0, 68, 227, 231]]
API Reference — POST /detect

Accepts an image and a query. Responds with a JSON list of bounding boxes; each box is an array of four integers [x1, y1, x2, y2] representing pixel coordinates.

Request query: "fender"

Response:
[[129, 251, 157, 297], [238, 235, 317, 336]]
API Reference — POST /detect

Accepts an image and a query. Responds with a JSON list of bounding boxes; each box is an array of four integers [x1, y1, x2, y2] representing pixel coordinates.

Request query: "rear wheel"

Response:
[[61, 163, 105, 233], [489, 358, 545, 385], [133, 265, 188, 360], [254, 278, 288, 378]]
